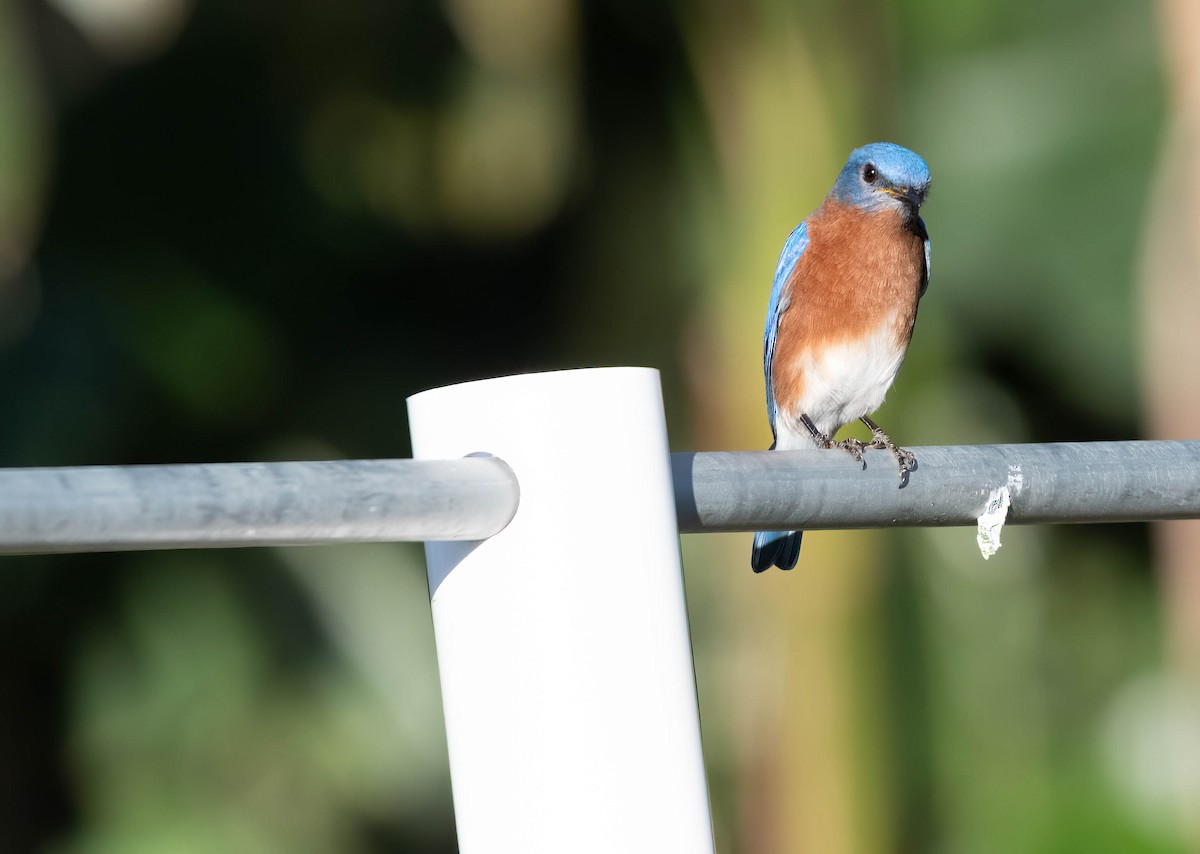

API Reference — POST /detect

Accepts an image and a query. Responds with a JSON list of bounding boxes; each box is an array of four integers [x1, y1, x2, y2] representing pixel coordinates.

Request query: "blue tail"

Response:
[[751, 530, 802, 572]]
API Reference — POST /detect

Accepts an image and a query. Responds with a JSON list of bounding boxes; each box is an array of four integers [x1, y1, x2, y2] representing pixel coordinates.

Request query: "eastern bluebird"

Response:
[[751, 142, 931, 572]]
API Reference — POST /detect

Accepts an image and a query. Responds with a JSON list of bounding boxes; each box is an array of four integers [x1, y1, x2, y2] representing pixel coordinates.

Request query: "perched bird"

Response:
[[751, 142, 931, 572]]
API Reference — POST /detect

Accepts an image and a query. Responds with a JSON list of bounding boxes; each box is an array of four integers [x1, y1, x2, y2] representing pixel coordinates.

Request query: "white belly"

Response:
[[776, 319, 908, 449]]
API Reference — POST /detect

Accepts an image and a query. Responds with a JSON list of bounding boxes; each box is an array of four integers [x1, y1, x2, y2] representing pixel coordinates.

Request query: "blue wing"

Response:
[[917, 214, 931, 298], [764, 222, 810, 437], [753, 222, 810, 574]]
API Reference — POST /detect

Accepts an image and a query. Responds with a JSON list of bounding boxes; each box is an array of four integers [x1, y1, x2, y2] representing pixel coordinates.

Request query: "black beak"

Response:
[[893, 185, 927, 209]]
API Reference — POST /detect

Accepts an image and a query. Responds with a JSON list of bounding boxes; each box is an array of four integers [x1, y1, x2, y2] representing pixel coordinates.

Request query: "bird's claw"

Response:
[[833, 437, 867, 468], [860, 417, 916, 481], [893, 447, 917, 477], [803, 413, 908, 474], [871, 436, 917, 472]]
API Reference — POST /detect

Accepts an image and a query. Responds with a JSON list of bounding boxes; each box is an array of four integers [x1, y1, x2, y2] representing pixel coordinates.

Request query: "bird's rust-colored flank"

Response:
[[772, 200, 926, 409]]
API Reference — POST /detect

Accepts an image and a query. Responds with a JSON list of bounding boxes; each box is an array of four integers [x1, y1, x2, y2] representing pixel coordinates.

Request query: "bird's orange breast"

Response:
[[772, 200, 926, 415]]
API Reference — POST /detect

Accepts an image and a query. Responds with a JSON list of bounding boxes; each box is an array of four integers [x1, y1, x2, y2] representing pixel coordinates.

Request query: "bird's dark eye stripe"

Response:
[[862, 163, 877, 183]]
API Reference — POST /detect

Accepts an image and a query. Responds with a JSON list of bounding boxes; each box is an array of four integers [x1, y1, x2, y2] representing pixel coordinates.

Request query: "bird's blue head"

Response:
[[829, 142, 930, 215]]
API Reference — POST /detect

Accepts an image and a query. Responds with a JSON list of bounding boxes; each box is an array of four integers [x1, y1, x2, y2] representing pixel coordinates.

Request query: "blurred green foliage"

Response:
[[0, 0, 1181, 851]]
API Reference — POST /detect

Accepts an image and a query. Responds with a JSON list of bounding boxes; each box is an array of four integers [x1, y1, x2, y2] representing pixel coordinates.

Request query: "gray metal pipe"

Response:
[[672, 441, 1200, 533], [0, 457, 519, 553], [0, 441, 1195, 554]]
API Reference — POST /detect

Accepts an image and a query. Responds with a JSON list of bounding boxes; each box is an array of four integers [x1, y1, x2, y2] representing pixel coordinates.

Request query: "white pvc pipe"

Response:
[[407, 367, 714, 854]]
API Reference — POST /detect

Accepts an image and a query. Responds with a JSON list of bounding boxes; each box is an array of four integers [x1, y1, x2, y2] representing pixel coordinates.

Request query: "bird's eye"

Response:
[[862, 164, 877, 184]]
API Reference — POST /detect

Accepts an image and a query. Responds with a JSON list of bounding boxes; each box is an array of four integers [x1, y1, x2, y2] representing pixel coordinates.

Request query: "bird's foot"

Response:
[[800, 413, 867, 467], [860, 416, 917, 480], [832, 437, 866, 466]]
